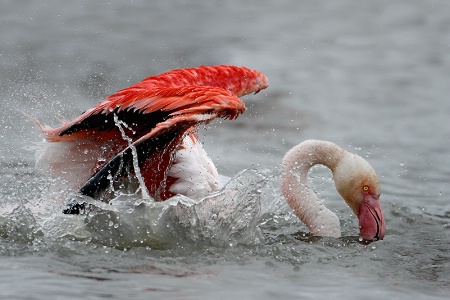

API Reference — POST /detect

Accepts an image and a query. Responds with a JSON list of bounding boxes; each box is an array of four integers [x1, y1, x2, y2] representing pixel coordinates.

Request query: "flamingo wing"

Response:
[[41, 86, 243, 140], [37, 65, 268, 143], [32, 65, 269, 211], [112, 64, 269, 96], [77, 86, 246, 200]]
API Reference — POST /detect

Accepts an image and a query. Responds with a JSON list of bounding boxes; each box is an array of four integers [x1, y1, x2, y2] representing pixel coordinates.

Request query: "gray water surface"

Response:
[[1, 1, 449, 299]]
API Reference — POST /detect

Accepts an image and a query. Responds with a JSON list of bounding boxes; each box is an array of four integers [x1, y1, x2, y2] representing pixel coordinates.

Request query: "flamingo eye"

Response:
[[363, 185, 369, 191]]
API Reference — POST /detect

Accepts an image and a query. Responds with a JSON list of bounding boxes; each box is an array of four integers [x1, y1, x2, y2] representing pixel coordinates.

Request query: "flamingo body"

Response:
[[32, 65, 268, 202]]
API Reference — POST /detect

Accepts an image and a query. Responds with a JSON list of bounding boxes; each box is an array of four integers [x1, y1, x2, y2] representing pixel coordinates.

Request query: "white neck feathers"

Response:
[[280, 140, 345, 237]]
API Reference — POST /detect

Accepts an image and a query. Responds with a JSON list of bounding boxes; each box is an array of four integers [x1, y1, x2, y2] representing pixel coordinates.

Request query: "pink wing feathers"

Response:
[[33, 65, 268, 204], [36, 65, 267, 142]]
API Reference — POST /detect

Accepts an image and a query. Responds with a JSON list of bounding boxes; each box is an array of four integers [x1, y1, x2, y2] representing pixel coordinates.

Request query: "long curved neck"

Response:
[[280, 140, 345, 237]]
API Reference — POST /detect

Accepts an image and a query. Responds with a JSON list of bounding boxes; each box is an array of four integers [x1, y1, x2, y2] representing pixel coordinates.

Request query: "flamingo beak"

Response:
[[358, 193, 386, 241]]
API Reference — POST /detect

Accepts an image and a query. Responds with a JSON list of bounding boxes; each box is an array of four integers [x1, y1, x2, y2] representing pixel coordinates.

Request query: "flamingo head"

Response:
[[333, 153, 386, 241]]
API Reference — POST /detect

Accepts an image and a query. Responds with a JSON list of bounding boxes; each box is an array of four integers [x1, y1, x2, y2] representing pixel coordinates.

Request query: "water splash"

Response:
[[24, 169, 267, 249], [0, 204, 41, 244], [113, 113, 151, 200]]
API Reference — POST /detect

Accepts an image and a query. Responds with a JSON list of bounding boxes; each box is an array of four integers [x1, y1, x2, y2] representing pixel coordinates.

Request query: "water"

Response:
[[1, 0, 449, 299]]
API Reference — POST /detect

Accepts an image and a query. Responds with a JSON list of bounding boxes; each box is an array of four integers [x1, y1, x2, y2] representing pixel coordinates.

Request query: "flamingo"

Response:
[[281, 140, 386, 241], [31, 65, 385, 241], [31, 65, 269, 211]]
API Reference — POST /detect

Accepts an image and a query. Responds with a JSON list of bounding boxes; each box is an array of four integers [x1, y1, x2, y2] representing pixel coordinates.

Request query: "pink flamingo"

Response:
[[32, 65, 385, 241], [281, 140, 386, 241], [32, 65, 268, 204]]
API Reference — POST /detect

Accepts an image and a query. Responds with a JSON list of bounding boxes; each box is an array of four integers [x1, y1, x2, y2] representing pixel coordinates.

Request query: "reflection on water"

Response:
[[1, 0, 450, 299]]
